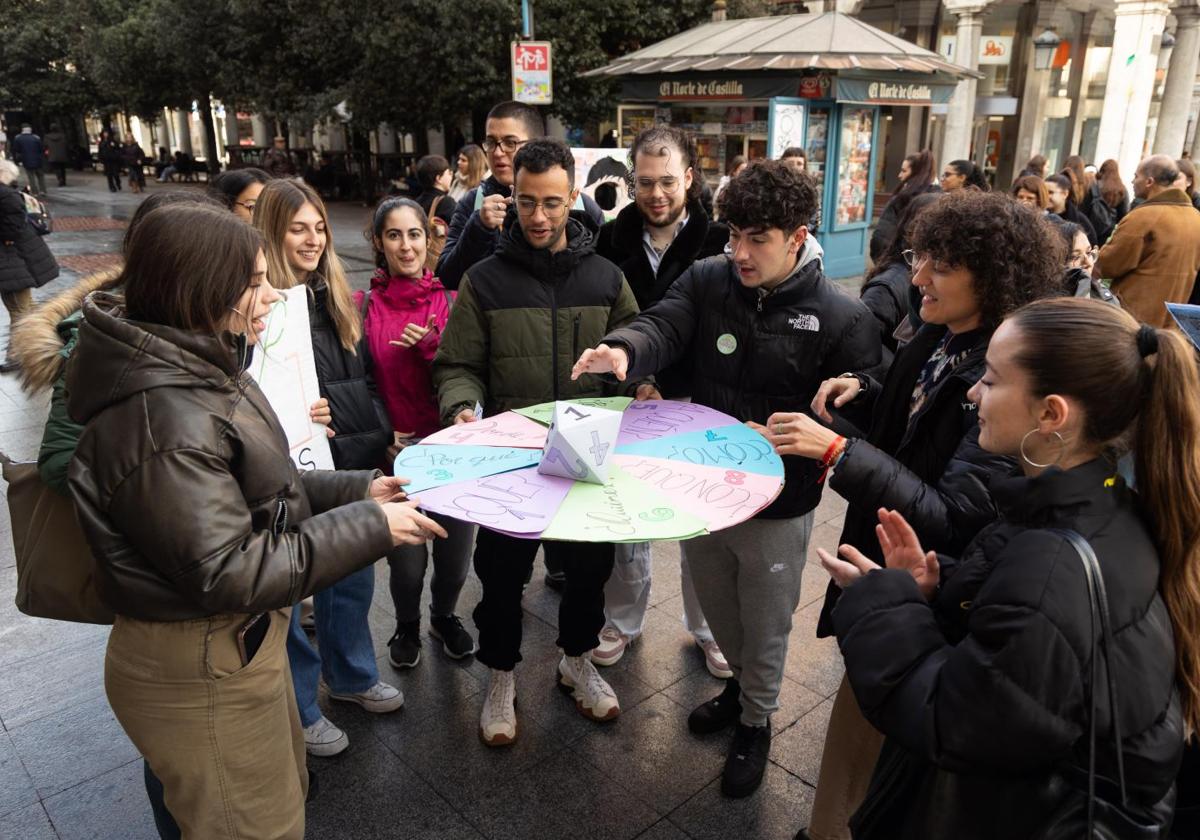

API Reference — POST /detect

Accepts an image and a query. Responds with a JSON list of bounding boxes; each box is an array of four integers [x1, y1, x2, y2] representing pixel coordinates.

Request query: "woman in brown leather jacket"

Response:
[[65, 204, 446, 840]]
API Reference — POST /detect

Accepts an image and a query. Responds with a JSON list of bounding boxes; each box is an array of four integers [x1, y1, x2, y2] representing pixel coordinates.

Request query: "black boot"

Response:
[[722, 720, 771, 798], [687, 678, 741, 734]]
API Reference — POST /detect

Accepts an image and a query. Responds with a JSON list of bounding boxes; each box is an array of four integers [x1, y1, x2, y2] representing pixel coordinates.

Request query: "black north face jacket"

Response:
[[603, 251, 881, 518]]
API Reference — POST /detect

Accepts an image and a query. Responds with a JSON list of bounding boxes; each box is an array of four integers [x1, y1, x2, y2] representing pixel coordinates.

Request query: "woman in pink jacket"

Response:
[[358, 197, 478, 669]]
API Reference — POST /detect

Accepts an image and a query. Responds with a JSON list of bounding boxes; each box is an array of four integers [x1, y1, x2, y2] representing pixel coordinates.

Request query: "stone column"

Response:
[[173, 109, 193, 155], [1154, 7, 1200, 155], [1095, 0, 1171, 178], [250, 114, 271, 147], [942, 0, 993, 163]]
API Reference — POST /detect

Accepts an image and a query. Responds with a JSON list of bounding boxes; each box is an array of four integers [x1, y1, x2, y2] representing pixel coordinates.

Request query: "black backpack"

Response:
[[1086, 184, 1117, 241]]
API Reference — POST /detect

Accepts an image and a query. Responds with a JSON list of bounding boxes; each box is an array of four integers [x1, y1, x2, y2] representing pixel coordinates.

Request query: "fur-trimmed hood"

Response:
[[10, 268, 122, 393]]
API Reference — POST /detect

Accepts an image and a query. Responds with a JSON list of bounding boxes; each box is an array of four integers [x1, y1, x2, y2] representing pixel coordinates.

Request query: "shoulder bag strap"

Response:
[[1049, 528, 1129, 837], [357, 289, 371, 321]]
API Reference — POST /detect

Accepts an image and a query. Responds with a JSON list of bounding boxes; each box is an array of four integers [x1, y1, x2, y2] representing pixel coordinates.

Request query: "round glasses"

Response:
[[634, 176, 682, 195], [515, 197, 568, 218]]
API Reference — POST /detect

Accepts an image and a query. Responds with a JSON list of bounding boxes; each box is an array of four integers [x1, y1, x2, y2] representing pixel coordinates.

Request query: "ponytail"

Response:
[[1134, 328, 1200, 736], [1011, 298, 1200, 736]]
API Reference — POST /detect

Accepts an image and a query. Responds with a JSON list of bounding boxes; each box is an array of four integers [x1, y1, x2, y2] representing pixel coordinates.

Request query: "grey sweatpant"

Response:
[[684, 512, 814, 726]]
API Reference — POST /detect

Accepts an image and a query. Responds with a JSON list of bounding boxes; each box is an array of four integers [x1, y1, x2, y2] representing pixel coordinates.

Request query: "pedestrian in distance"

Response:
[[938, 159, 988, 192], [1018, 153, 1047, 179], [780, 146, 807, 172], [1177, 158, 1200, 212], [574, 159, 882, 800], [98, 130, 123, 192], [263, 135, 296, 179], [1080, 158, 1129, 244], [1096, 154, 1200, 328], [821, 296, 1192, 839], [254, 179, 406, 758], [589, 124, 732, 677], [66, 203, 445, 840], [11, 125, 47, 198], [43, 124, 69, 188], [359, 196, 478, 670], [122, 135, 146, 194], [435, 100, 605, 292], [449, 144, 488, 202], [0, 160, 58, 373], [209, 167, 271, 223], [795, 190, 1064, 840], [432, 139, 652, 747], [1010, 174, 1048, 211], [414, 154, 457, 228], [1046, 173, 1098, 245], [869, 149, 938, 262]]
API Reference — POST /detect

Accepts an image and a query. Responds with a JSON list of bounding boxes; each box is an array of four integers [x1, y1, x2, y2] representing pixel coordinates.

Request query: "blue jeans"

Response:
[[286, 565, 379, 727]]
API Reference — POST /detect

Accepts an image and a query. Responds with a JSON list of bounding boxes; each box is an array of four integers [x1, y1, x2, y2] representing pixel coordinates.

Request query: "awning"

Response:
[[583, 12, 983, 80]]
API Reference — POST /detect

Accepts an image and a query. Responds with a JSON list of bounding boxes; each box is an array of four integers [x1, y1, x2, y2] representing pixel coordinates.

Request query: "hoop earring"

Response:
[[1020, 429, 1067, 469]]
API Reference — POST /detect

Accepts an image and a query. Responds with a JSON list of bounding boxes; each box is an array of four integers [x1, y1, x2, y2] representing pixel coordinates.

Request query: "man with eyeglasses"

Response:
[[433, 139, 653, 748], [572, 160, 880, 799], [590, 125, 732, 679], [436, 101, 605, 293]]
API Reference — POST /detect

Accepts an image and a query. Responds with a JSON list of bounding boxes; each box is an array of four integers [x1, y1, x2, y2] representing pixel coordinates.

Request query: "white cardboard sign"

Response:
[[247, 287, 335, 472]]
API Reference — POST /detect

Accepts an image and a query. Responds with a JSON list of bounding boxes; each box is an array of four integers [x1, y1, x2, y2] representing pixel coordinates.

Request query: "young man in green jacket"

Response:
[[432, 139, 656, 746]]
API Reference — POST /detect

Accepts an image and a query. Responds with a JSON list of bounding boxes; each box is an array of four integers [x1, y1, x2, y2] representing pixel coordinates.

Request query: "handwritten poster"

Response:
[[248, 287, 334, 471], [616, 423, 785, 477], [415, 468, 573, 535], [394, 444, 541, 494], [422, 412, 548, 449]]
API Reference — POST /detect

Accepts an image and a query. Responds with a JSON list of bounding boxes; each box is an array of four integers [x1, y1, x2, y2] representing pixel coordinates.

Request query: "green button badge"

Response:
[[716, 333, 737, 355]]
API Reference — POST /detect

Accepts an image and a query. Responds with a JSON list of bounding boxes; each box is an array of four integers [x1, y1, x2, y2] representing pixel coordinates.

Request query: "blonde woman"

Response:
[[448, 143, 488, 201], [253, 180, 401, 758]]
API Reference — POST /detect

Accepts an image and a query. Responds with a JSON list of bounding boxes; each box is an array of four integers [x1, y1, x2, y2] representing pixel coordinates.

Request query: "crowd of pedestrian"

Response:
[[7, 100, 1200, 840]]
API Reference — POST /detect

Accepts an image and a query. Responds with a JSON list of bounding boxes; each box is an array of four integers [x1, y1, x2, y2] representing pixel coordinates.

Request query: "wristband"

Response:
[[817, 435, 846, 485]]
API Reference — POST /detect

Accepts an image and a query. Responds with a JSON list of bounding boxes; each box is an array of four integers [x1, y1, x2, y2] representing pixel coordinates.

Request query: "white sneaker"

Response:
[[697, 638, 733, 679], [303, 716, 349, 757], [328, 681, 405, 714], [479, 668, 518, 746], [591, 625, 634, 667], [558, 654, 621, 721]]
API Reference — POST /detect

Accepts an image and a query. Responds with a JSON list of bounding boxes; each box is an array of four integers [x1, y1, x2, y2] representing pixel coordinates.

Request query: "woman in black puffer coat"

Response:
[[822, 297, 1193, 838], [255, 179, 400, 759], [0, 160, 58, 371]]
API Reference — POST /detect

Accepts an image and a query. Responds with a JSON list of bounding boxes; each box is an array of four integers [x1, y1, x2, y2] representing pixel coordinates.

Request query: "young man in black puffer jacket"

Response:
[[573, 160, 881, 799]]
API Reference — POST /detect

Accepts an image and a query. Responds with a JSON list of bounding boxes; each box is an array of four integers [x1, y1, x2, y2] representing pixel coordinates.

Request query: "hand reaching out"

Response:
[[571, 344, 628, 381]]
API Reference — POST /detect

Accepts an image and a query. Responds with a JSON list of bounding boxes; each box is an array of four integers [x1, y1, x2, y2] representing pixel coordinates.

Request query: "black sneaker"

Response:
[[388, 621, 421, 669], [687, 678, 742, 735], [430, 614, 476, 659], [722, 721, 771, 798]]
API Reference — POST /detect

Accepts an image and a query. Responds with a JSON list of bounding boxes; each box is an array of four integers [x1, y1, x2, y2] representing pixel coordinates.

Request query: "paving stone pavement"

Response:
[[0, 172, 855, 840]]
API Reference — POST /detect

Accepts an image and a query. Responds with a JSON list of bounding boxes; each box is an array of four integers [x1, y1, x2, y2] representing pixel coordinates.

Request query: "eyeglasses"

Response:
[[634, 176, 682, 195], [235, 200, 256, 212], [1070, 247, 1099, 266], [515, 197, 568, 217], [482, 137, 528, 155], [901, 249, 925, 268]]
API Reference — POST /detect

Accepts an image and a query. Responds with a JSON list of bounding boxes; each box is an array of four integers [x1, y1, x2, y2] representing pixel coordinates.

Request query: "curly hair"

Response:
[[513, 138, 575, 188], [718, 160, 818, 232], [629, 125, 702, 202], [908, 191, 1064, 328]]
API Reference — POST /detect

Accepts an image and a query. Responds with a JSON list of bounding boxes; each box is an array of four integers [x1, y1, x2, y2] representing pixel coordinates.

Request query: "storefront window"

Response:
[[835, 108, 873, 228], [806, 107, 830, 204], [619, 107, 656, 148]]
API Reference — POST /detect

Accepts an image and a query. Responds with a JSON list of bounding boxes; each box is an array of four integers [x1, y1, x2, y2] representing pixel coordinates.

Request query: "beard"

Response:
[[642, 197, 687, 230]]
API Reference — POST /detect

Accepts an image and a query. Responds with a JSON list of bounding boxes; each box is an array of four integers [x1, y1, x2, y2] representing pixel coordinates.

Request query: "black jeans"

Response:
[[472, 528, 614, 671], [51, 162, 67, 186], [104, 164, 121, 191]]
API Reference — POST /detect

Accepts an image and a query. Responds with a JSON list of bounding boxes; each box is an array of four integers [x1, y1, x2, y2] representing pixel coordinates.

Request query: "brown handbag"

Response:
[[2, 453, 114, 624]]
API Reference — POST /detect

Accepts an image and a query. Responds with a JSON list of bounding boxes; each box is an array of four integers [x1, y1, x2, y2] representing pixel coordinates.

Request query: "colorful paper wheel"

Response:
[[397, 399, 785, 543]]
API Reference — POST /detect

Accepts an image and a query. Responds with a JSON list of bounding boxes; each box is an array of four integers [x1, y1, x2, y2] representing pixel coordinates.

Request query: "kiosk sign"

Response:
[[512, 41, 553, 104]]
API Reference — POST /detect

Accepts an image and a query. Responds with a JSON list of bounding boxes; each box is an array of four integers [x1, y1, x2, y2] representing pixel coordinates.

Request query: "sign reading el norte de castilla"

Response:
[[658, 80, 745, 99]]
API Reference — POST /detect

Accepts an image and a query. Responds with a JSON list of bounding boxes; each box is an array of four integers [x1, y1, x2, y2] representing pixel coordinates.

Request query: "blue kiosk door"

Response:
[[821, 104, 880, 279]]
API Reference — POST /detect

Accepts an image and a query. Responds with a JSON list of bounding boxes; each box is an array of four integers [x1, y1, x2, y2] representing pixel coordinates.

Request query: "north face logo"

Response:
[[788, 314, 820, 332]]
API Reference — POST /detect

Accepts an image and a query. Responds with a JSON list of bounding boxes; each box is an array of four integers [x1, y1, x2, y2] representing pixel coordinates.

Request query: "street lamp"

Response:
[[1033, 28, 1061, 71]]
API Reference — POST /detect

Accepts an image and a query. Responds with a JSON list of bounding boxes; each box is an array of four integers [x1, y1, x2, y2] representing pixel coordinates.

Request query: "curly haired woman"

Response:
[[765, 190, 1066, 840]]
